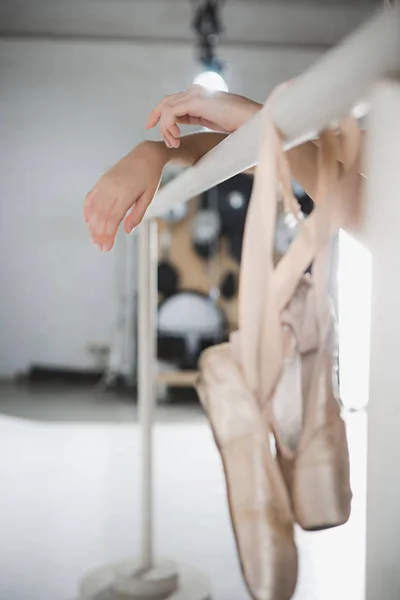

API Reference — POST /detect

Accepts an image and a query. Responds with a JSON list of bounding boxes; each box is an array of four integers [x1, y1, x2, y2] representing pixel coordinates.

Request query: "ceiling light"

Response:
[[193, 70, 228, 92]]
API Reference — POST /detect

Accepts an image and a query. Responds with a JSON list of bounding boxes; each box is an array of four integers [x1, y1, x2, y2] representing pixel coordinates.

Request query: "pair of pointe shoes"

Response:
[[196, 88, 360, 600], [196, 279, 351, 600]]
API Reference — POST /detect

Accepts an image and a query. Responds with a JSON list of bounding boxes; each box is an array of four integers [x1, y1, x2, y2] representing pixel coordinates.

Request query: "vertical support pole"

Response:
[[365, 79, 400, 600], [122, 232, 137, 385], [137, 219, 158, 571]]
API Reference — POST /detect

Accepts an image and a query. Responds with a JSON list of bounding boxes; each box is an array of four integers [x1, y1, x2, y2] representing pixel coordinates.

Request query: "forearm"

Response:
[[286, 143, 319, 199], [286, 131, 366, 199], [146, 116, 363, 211], [245, 140, 319, 193], [149, 129, 320, 202], [150, 131, 229, 169]]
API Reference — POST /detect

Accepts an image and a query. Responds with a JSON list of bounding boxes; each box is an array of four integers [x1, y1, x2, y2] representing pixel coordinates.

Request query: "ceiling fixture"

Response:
[[191, 0, 228, 91], [193, 70, 228, 92]]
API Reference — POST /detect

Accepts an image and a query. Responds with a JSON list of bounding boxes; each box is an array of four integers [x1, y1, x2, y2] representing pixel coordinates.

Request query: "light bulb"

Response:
[[193, 70, 228, 92]]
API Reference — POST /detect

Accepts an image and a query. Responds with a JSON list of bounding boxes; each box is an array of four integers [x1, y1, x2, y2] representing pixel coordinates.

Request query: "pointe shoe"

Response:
[[197, 343, 298, 600], [271, 279, 352, 532]]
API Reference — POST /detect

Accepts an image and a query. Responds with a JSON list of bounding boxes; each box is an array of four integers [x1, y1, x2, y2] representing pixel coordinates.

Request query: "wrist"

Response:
[[139, 139, 170, 167], [236, 98, 262, 129], [148, 137, 199, 168]]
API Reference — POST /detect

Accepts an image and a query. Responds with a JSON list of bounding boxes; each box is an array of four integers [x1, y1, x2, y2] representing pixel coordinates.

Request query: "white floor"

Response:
[[0, 403, 366, 600]]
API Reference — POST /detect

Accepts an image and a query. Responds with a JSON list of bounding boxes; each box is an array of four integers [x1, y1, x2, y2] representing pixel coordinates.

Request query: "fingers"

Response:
[[87, 188, 152, 252], [123, 193, 152, 233], [90, 197, 117, 250], [83, 188, 95, 223], [85, 180, 136, 252], [147, 90, 201, 148], [154, 96, 182, 147], [163, 124, 180, 149], [146, 106, 162, 130], [169, 123, 181, 144], [101, 198, 131, 252], [145, 93, 173, 130], [160, 99, 187, 148]]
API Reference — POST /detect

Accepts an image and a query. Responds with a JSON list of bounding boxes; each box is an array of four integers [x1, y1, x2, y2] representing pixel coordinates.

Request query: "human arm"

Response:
[[84, 89, 261, 252], [84, 86, 349, 252], [84, 132, 229, 252]]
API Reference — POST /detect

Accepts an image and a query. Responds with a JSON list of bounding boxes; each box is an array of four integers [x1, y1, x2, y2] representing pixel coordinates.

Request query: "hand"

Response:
[[84, 141, 167, 252], [146, 85, 261, 149]]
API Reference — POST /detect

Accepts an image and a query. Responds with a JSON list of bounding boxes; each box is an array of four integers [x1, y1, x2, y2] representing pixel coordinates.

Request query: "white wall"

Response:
[[0, 36, 322, 377]]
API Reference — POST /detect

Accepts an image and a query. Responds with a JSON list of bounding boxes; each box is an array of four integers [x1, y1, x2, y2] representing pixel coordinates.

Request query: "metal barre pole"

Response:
[[137, 219, 157, 570]]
